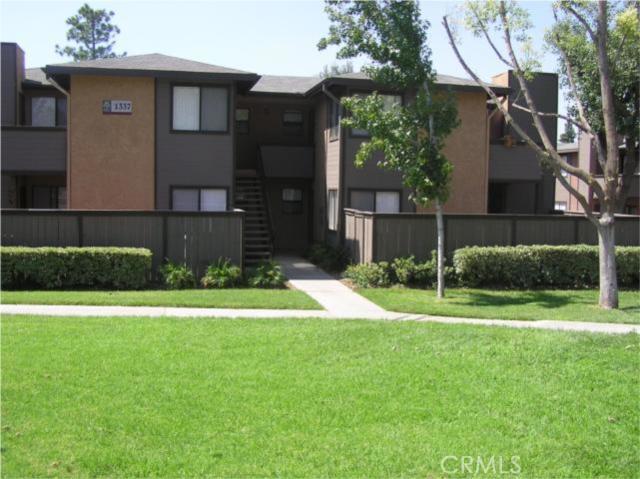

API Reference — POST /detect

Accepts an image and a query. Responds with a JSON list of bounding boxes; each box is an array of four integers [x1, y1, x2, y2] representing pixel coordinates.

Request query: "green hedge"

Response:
[[453, 245, 640, 289], [1, 246, 152, 290]]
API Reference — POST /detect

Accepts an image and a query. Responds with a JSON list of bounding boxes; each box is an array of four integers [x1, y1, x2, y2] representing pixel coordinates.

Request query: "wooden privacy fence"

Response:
[[1, 209, 245, 276], [344, 208, 640, 263]]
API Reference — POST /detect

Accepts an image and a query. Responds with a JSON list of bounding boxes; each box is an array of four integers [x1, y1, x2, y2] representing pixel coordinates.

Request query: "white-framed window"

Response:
[[31, 97, 56, 127], [171, 187, 227, 211], [327, 189, 338, 230], [555, 201, 567, 212], [349, 190, 400, 213], [172, 85, 228, 132], [351, 93, 402, 137]]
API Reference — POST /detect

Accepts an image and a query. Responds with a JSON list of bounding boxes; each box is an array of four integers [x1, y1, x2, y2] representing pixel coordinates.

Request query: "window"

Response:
[[236, 108, 249, 134], [282, 188, 303, 214], [171, 187, 227, 211], [327, 189, 338, 230], [172, 85, 228, 132], [328, 98, 340, 140], [554, 201, 567, 212], [349, 190, 400, 213], [283, 110, 304, 135], [283, 110, 303, 126], [351, 93, 402, 137], [375, 191, 400, 213], [31, 97, 56, 127], [350, 190, 374, 211]]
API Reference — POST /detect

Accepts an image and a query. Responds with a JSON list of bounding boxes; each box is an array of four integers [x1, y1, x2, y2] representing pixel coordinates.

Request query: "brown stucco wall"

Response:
[[68, 75, 154, 209], [418, 91, 489, 213]]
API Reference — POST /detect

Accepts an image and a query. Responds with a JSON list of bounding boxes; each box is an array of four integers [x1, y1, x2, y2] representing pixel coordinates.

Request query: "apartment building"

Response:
[[554, 135, 640, 215], [1, 43, 559, 258], [1, 43, 67, 209]]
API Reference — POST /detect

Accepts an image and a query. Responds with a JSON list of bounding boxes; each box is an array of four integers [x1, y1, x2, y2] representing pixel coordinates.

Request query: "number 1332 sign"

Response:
[[102, 100, 133, 115]]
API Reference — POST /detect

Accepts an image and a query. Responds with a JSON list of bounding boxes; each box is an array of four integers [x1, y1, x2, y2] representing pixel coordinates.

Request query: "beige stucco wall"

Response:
[[418, 91, 489, 213], [68, 75, 154, 209]]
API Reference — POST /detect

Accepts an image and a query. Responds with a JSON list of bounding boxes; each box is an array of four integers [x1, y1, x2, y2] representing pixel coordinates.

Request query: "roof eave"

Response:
[[45, 65, 260, 84]]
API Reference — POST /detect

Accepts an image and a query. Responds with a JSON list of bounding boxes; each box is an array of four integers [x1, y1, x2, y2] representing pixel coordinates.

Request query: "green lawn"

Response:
[[358, 288, 640, 324], [0, 289, 321, 310], [2, 315, 639, 478]]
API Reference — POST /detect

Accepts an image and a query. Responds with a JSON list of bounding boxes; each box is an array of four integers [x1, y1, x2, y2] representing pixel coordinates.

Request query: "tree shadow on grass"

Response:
[[459, 290, 575, 310]]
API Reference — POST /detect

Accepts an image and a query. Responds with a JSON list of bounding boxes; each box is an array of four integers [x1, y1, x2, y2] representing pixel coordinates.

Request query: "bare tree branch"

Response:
[[564, 3, 598, 42], [510, 102, 591, 135], [441, 13, 601, 224], [550, 6, 606, 168], [469, 6, 512, 67]]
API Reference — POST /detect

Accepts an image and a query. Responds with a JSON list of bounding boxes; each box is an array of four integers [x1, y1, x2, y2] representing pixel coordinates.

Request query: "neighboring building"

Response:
[[1, 43, 559, 260], [554, 135, 640, 215], [487, 71, 558, 214], [1, 43, 67, 209]]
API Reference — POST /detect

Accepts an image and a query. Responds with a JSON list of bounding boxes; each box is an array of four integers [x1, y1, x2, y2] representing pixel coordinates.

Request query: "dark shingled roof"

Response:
[[329, 71, 508, 91], [251, 75, 322, 95], [249, 70, 510, 96], [46, 53, 255, 76]]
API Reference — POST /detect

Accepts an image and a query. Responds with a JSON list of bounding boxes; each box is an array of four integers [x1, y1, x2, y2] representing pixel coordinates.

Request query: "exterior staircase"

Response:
[[234, 172, 273, 266]]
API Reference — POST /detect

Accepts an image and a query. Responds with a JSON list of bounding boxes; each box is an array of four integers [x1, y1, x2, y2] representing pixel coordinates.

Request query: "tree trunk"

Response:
[[435, 200, 445, 299], [597, 213, 618, 309]]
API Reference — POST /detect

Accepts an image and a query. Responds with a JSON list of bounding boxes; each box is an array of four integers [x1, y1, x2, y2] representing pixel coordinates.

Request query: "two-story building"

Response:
[[1, 43, 559, 261]]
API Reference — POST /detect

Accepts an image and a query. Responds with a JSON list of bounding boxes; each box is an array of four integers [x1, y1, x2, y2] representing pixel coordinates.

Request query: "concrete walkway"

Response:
[[1, 256, 638, 335], [1, 304, 638, 334], [276, 255, 388, 317]]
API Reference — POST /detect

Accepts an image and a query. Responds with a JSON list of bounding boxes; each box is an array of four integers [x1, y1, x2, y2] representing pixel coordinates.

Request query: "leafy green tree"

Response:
[[443, 0, 639, 309], [319, 0, 459, 298], [559, 121, 576, 143], [56, 3, 126, 61], [320, 61, 355, 78]]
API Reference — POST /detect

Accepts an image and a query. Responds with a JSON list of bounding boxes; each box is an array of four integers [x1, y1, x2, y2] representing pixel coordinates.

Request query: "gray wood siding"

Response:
[[155, 79, 235, 209], [1, 210, 244, 276], [1, 128, 67, 173], [343, 209, 640, 263]]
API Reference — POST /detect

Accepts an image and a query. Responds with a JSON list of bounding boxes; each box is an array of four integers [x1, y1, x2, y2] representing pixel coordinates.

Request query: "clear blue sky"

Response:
[[0, 0, 565, 113]]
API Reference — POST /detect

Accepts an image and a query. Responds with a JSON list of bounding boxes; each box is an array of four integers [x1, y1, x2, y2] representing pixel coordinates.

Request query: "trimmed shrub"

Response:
[[160, 261, 196, 290], [454, 245, 640, 289], [390, 256, 417, 285], [247, 260, 287, 288], [344, 262, 392, 288], [305, 242, 350, 273], [1, 246, 151, 290], [201, 258, 243, 289]]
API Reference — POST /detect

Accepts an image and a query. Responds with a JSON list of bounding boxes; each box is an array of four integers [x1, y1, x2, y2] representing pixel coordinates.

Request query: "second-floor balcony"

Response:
[[1, 126, 66, 174]]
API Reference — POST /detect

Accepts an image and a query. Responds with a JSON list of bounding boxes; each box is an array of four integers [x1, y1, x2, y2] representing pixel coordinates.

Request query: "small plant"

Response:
[[160, 261, 196, 290], [344, 262, 391, 288], [305, 243, 350, 273], [247, 260, 287, 288], [201, 258, 243, 289]]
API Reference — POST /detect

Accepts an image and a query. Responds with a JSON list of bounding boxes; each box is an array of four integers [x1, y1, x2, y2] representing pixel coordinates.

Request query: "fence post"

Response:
[[162, 214, 168, 262], [573, 218, 580, 244], [510, 217, 517, 246], [77, 214, 84, 247]]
